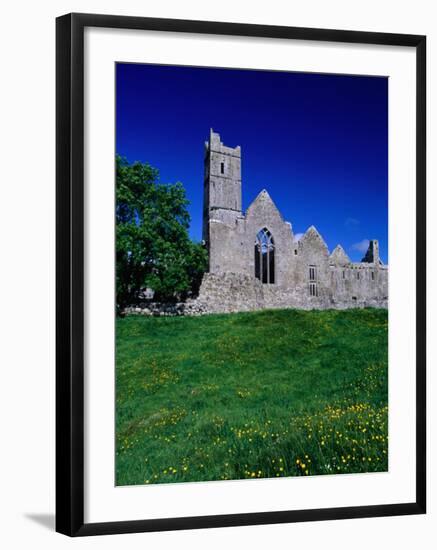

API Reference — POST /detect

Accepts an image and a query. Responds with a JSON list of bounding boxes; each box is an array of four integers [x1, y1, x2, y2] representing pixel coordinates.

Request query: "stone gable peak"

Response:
[[329, 244, 351, 264], [247, 188, 279, 213], [300, 225, 329, 251]]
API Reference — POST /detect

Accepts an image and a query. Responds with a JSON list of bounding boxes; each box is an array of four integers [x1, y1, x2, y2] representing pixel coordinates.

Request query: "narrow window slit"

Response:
[[309, 265, 318, 296]]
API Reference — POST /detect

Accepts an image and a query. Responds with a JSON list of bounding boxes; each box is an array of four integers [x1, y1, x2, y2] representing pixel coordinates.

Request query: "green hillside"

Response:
[[116, 308, 388, 486]]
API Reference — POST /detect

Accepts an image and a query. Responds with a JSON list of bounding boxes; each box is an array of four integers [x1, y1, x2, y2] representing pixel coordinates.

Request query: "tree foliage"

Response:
[[116, 155, 207, 310]]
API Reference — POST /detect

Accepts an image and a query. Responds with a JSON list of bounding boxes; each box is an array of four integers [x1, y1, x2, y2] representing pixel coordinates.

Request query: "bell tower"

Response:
[[202, 129, 242, 249]]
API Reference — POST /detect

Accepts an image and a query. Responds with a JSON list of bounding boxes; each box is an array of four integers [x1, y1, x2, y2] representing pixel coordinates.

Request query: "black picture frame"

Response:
[[56, 12, 426, 537]]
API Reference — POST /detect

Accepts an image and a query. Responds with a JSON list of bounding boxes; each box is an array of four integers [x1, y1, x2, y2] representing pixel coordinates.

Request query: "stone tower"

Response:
[[202, 129, 242, 250]]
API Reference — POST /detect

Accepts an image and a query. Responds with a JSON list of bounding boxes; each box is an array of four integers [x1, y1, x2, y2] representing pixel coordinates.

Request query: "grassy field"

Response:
[[116, 308, 388, 486]]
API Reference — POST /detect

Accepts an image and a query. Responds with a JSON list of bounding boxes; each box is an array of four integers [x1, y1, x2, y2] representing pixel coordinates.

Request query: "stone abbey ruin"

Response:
[[197, 129, 388, 313], [126, 129, 388, 316]]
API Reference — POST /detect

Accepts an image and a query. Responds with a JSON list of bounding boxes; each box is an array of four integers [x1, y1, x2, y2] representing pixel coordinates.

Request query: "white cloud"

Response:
[[294, 233, 304, 242], [351, 239, 370, 254]]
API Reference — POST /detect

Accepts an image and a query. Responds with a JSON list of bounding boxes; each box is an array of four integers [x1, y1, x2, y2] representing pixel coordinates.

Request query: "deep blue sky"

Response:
[[116, 63, 388, 263]]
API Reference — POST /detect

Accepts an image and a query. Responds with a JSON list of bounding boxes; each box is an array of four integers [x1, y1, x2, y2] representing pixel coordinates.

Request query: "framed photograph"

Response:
[[56, 13, 426, 536]]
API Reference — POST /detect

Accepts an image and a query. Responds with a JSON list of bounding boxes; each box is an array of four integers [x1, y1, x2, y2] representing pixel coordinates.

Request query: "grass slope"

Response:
[[116, 308, 388, 485]]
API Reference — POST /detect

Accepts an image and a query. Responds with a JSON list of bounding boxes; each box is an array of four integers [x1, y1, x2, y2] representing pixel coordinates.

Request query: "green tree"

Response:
[[116, 155, 207, 311]]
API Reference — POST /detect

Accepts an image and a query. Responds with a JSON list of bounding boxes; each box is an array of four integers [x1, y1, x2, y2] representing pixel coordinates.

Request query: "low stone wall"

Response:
[[123, 300, 208, 317], [123, 272, 387, 317]]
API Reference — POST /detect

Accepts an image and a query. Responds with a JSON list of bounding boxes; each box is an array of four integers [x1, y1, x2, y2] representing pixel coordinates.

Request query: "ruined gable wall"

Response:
[[294, 229, 331, 300], [244, 191, 296, 286]]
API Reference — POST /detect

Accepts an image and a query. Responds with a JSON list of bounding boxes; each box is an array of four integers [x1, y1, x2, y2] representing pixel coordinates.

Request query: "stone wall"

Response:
[[194, 272, 387, 314], [124, 271, 387, 317], [123, 300, 208, 317]]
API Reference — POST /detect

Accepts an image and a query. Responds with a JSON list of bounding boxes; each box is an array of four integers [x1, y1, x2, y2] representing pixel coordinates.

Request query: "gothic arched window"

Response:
[[254, 228, 275, 284]]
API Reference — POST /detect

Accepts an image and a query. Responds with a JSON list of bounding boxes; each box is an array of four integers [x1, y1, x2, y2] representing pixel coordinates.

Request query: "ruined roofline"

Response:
[[205, 129, 387, 269], [205, 128, 241, 155], [328, 258, 388, 268], [331, 261, 387, 268], [329, 240, 386, 266]]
